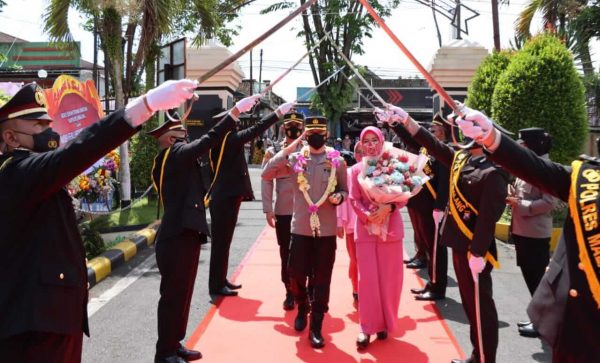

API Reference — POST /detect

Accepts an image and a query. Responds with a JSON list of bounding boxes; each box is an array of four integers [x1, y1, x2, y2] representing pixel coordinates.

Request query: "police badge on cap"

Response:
[[0, 83, 51, 123]]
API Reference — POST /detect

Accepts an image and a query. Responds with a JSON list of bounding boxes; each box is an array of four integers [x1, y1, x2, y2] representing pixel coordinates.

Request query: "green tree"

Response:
[[515, 0, 596, 77], [262, 1, 401, 128], [492, 34, 587, 164], [465, 50, 513, 117], [42, 0, 250, 205]]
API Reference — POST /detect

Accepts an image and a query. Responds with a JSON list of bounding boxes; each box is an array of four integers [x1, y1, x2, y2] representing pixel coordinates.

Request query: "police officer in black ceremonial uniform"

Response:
[[386, 112, 450, 301], [149, 95, 258, 363], [456, 107, 600, 363], [401, 119, 432, 271], [206, 99, 294, 297], [0, 80, 197, 362], [380, 105, 509, 363]]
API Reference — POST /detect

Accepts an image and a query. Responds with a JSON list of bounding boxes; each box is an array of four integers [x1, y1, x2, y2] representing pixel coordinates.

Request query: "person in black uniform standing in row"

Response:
[[381, 105, 509, 363], [385, 112, 451, 301], [206, 99, 294, 297], [400, 119, 432, 271], [149, 95, 259, 363], [456, 107, 600, 363], [0, 80, 197, 362]]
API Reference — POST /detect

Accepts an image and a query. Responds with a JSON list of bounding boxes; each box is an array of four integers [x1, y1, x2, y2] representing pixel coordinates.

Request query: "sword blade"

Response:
[[356, 0, 460, 115], [197, 0, 319, 84], [295, 65, 346, 103], [325, 33, 387, 106], [475, 277, 486, 363], [259, 32, 331, 97]]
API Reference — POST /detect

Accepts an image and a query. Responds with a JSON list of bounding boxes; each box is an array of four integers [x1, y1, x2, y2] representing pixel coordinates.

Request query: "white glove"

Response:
[[468, 254, 486, 281], [373, 108, 391, 123], [385, 104, 409, 124], [432, 209, 444, 225], [233, 94, 262, 114], [455, 107, 494, 142], [145, 79, 198, 112], [275, 101, 295, 118]]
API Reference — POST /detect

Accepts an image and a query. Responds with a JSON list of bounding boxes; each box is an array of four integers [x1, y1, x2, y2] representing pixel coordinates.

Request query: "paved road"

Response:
[[84, 167, 551, 362]]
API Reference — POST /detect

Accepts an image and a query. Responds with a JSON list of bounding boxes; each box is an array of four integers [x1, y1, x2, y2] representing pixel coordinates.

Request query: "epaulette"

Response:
[[579, 154, 600, 165]]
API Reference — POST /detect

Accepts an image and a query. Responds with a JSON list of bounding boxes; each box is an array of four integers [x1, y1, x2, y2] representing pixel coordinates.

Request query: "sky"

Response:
[[0, 0, 598, 102]]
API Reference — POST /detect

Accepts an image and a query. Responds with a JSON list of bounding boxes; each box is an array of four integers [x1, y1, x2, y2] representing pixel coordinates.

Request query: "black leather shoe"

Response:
[[376, 331, 388, 340], [294, 304, 309, 331], [210, 286, 238, 296], [519, 322, 540, 338], [403, 255, 417, 264], [177, 346, 202, 361], [226, 280, 242, 290], [154, 355, 187, 363], [406, 258, 427, 269], [517, 320, 530, 327], [356, 332, 370, 349], [451, 358, 474, 363], [309, 313, 325, 348], [283, 293, 295, 311], [415, 291, 445, 301], [410, 285, 430, 294]]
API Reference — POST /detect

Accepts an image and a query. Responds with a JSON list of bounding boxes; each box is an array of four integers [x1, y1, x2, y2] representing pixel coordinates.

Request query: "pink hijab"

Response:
[[360, 126, 384, 157]]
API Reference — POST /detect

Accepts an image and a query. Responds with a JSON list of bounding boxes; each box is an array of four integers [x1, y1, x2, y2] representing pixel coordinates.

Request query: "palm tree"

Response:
[[515, 0, 594, 76], [42, 0, 249, 206]]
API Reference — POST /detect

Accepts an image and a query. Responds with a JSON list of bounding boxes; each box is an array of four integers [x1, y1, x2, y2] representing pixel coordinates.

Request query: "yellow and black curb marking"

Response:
[[86, 221, 160, 288]]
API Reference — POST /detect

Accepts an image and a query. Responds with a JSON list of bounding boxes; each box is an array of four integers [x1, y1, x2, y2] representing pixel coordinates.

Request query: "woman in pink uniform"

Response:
[[336, 143, 362, 305], [349, 126, 405, 349]]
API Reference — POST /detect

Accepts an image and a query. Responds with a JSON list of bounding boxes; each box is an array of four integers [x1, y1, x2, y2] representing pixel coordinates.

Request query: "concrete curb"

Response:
[[86, 221, 160, 288]]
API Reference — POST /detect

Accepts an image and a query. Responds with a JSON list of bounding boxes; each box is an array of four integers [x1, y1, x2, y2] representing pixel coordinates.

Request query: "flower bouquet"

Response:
[[68, 151, 120, 211], [357, 141, 429, 240]]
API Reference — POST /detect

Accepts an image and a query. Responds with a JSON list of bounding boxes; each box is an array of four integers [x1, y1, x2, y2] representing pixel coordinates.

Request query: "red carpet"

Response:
[[187, 226, 465, 362]]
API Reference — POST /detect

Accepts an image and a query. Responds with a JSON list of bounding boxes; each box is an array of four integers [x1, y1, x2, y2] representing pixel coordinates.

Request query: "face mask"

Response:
[[285, 126, 302, 140], [14, 127, 61, 152], [307, 134, 326, 149]]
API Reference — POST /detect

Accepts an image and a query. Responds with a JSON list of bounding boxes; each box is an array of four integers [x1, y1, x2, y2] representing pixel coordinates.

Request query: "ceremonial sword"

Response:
[[166, 0, 319, 122], [295, 65, 346, 103], [213, 32, 331, 119], [324, 33, 387, 107], [356, 0, 511, 149]]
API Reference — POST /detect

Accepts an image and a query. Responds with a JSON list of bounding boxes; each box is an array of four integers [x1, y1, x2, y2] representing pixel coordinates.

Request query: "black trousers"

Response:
[[0, 331, 83, 363], [288, 234, 336, 314], [209, 195, 243, 292], [428, 229, 448, 295], [407, 206, 429, 261], [274, 214, 292, 289], [452, 246, 498, 363], [155, 229, 202, 358], [513, 234, 551, 296], [409, 206, 448, 294]]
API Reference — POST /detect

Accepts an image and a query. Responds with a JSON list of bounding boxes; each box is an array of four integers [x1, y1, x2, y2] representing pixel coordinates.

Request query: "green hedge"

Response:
[[465, 50, 513, 117], [491, 34, 587, 164], [130, 116, 159, 191]]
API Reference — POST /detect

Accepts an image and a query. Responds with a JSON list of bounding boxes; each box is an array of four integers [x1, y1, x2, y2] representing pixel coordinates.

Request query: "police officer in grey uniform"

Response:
[[261, 111, 305, 310], [262, 116, 347, 349], [506, 128, 555, 338]]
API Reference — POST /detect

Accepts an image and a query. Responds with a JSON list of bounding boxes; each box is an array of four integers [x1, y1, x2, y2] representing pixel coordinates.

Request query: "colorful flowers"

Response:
[[363, 151, 425, 190], [294, 146, 342, 237], [68, 150, 120, 205]]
